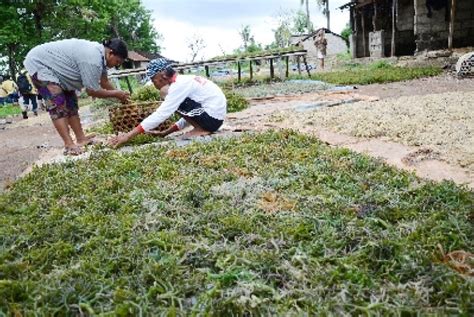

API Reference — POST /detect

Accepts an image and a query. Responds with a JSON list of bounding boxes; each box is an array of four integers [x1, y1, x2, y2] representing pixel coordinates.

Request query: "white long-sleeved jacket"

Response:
[[139, 75, 226, 132]]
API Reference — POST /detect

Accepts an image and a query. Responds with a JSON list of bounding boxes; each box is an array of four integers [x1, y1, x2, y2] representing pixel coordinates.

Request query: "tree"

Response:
[[238, 25, 263, 53], [298, 0, 330, 31], [300, 0, 311, 32], [272, 10, 293, 48], [340, 23, 352, 44], [0, 0, 162, 78], [238, 25, 254, 51], [186, 34, 206, 62], [320, 0, 330, 30], [293, 10, 313, 35]]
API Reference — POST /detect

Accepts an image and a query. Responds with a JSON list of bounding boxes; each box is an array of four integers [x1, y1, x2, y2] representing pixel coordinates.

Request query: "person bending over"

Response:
[[24, 38, 130, 155], [108, 58, 227, 148]]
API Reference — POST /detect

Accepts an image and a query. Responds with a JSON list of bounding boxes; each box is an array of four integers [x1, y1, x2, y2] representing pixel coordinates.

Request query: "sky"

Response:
[[141, 0, 350, 62]]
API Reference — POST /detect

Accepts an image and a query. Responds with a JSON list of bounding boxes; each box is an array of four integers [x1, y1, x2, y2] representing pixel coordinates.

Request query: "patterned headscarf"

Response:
[[146, 58, 173, 80]]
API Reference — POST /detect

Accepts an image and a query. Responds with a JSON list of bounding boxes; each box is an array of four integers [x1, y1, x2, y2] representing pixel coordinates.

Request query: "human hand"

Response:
[[107, 132, 130, 148], [115, 90, 130, 104]]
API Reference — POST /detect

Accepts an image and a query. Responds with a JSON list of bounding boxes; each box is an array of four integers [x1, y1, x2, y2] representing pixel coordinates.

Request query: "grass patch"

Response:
[[310, 65, 442, 85], [0, 130, 472, 315], [0, 105, 22, 118]]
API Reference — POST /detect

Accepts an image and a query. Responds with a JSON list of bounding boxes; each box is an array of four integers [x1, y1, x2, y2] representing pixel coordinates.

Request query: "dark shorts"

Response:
[[177, 98, 223, 132], [31, 74, 78, 120]]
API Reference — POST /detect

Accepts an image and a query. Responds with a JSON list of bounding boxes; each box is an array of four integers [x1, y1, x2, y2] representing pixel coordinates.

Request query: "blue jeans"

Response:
[[23, 94, 38, 112], [5, 93, 19, 104]]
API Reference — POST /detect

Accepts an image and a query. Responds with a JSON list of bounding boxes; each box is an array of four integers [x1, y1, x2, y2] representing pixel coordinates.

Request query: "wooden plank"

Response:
[[448, 0, 457, 49]]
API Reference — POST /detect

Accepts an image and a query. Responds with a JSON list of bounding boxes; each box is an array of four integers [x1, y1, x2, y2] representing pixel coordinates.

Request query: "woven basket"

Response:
[[108, 102, 172, 133]]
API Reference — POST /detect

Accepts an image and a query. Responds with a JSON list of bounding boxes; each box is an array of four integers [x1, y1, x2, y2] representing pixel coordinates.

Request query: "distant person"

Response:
[[0, 75, 6, 106], [108, 58, 227, 148], [1, 75, 19, 104], [24, 38, 130, 155], [16, 70, 39, 118], [314, 29, 328, 71]]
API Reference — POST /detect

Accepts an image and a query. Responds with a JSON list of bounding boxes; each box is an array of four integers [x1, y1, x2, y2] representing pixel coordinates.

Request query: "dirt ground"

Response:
[[1, 74, 473, 191]]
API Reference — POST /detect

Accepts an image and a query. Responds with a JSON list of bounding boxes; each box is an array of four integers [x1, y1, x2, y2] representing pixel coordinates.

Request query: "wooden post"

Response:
[[285, 56, 289, 78], [302, 56, 311, 78], [249, 60, 253, 81], [373, 1, 377, 31], [297, 56, 302, 75], [205, 65, 210, 78], [270, 58, 274, 79], [391, 0, 397, 57], [361, 10, 367, 57], [237, 61, 241, 82], [124, 76, 133, 94], [448, 0, 457, 50], [352, 8, 358, 58]]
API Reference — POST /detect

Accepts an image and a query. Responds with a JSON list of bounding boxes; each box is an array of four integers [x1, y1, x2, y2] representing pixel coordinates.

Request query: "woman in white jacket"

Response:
[[109, 58, 227, 147]]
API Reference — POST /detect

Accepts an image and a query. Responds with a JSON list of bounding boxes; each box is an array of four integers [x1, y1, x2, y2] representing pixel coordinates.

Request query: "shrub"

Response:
[[224, 90, 249, 113], [131, 85, 160, 102]]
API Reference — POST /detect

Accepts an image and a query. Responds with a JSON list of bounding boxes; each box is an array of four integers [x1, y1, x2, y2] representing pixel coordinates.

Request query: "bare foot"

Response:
[[77, 134, 100, 146], [63, 146, 84, 156], [181, 129, 211, 139]]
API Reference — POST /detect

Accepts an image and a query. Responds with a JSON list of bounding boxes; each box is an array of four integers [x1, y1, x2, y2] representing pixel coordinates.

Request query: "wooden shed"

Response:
[[340, 0, 474, 58]]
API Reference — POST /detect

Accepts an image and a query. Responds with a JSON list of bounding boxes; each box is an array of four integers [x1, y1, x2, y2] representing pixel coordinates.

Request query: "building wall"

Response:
[[396, 0, 416, 55], [414, 0, 474, 52], [295, 31, 348, 62], [453, 0, 474, 48], [414, 0, 450, 51], [352, 0, 473, 57]]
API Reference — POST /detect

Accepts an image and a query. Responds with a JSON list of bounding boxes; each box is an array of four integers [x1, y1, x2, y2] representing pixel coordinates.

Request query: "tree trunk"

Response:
[[326, 1, 330, 30], [306, 0, 311, 31], [8, 44, 18, 80]]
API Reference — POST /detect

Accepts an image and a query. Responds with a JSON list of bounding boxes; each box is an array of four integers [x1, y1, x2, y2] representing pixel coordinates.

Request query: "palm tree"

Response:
[[299, 0, 330, 31], [322, 0, 330, 30], [300, 0, 311, 32]]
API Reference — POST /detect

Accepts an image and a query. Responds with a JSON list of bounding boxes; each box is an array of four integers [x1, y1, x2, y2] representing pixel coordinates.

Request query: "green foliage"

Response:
[[370, 60, 393, 70], [292, 9, 313, 35], [0, 104, 22, 118], [312, 65, 442, 85], [223, 90, 249, 113], [0, 130, 472, 315], [131, 85, 161, 102], [0, 0, 162, 78], [340, 23, 352, 43], [86, 121, 114, 135]]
